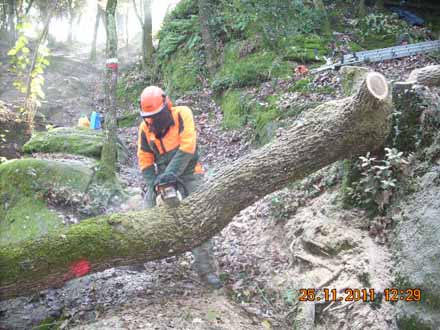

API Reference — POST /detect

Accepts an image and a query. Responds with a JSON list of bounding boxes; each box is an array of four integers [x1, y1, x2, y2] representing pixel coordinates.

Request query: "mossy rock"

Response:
[[23, 127, 129, 162], [0, 197, 63, 246], [23, 127, 104, 158], [281, 35, 330, 63], [0, 158, 94, 245]]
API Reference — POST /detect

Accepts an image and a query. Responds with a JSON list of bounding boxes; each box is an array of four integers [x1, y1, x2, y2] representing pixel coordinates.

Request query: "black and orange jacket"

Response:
[[137, 106, 203, 183]]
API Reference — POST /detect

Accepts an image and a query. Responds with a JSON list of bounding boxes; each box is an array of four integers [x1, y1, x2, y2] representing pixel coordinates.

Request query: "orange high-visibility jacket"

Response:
[[137, 106, 203, 175]]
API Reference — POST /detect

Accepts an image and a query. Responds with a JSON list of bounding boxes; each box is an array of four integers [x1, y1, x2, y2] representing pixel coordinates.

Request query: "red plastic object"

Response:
[[295, 65, 309, 75]]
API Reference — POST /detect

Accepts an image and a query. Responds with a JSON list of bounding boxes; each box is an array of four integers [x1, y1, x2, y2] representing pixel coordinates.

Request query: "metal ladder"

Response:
[[313, 39, 440, 73]]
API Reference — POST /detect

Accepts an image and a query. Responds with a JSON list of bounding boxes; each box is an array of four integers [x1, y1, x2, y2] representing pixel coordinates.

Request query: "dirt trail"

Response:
[[0, 42, 101, 127]]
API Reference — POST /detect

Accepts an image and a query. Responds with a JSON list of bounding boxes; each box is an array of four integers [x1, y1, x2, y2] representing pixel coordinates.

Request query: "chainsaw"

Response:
[[154, 173, 185, 207]]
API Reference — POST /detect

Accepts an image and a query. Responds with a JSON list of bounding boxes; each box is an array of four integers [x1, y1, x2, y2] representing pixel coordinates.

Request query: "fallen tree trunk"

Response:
[[0, 72, 392, 300], [407, 65, 440, 87]]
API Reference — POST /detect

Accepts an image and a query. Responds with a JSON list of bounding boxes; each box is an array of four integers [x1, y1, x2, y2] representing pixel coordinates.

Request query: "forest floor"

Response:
[[0, 40, 439, 330]]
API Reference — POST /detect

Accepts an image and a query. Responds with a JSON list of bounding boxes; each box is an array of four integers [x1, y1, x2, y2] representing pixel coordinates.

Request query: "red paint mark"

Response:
[[63, 259, 91, 281], [106, 63, 118, 70]]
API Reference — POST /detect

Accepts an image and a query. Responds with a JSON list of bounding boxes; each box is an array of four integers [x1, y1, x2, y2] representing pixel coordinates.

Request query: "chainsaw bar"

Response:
[[313, 39, 440, 73]]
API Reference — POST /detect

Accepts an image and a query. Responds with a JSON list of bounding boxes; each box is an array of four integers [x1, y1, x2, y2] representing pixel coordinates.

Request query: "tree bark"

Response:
[[125, 4, 129, 48], [357, 0, 366, 18], [67, 0, 74, 43], [24, 0, 34, 15], [407, 65, 440, 87], [313, 0, 331, 35], [386, 81, 422, 151], [133, 0, 152, 67], [98, 0, 118, 179], [340, 66, 370, 96], [1, 0, 7, 36], [386, 64, 440, 151], [198, 0, 216, 75], [7, 0, 15, 45], [0, 72, 392, 300], [143, 0, 153, 66], [90, 3, 106, 62]]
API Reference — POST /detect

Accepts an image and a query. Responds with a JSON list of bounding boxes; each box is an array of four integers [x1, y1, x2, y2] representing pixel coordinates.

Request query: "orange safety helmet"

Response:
[[139, 86, 173, 117]]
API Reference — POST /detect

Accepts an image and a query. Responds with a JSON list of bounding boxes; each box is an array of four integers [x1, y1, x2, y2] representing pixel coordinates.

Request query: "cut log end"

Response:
[[366, 72, 388, 100]]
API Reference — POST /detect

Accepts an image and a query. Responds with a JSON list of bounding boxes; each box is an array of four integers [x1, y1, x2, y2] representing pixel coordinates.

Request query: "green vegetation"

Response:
[[219, 88, 313, 145], [155, 0, 205, 98], [397, 317, 432, 330], [354, 13, 426, 49], [8, 20, 51, 130], [344, 148, 412, 216], [253, 100, 282, 145], [154, 0, 337, 131], [281, 34, 329, 62], [213, 43, 292, 93], [162, 50, 202, 97], [220, 89, 248, 129]]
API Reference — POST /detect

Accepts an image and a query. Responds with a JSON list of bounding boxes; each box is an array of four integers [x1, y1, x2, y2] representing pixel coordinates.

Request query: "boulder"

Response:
[[23, 127, 129, 162], [0, 158, 94, 245], [23, 127, 104, 158]]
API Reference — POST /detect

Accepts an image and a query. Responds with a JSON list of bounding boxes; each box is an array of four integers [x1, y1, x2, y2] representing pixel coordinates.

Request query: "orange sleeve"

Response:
[[137, 123, 155, 171], [178, 107, 196, 154]]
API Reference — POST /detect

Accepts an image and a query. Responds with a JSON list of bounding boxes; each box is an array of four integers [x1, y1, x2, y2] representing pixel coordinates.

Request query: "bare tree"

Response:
[[7, 0, 16, 45], [99, 0, 118, 179], [90, 0, 107, 61], [133, 0, 153, 67], [198, 0, 216, 75], [358, 0, 366, 17], [313, 0, 331, 35]]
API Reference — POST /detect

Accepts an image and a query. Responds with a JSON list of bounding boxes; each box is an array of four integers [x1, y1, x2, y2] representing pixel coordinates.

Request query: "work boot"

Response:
[[203, 273, 222, 289], [192, 240, 221, 289]]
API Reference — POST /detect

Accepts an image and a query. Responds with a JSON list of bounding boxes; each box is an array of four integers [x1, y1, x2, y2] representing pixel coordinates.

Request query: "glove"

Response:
[[164, 150, 194, 178], [154, 173, 178, 191], [142, 166, 156, 191]]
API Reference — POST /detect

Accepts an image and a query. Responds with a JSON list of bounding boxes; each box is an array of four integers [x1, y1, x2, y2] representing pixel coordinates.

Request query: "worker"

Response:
[[137, 86, 221, 289]]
